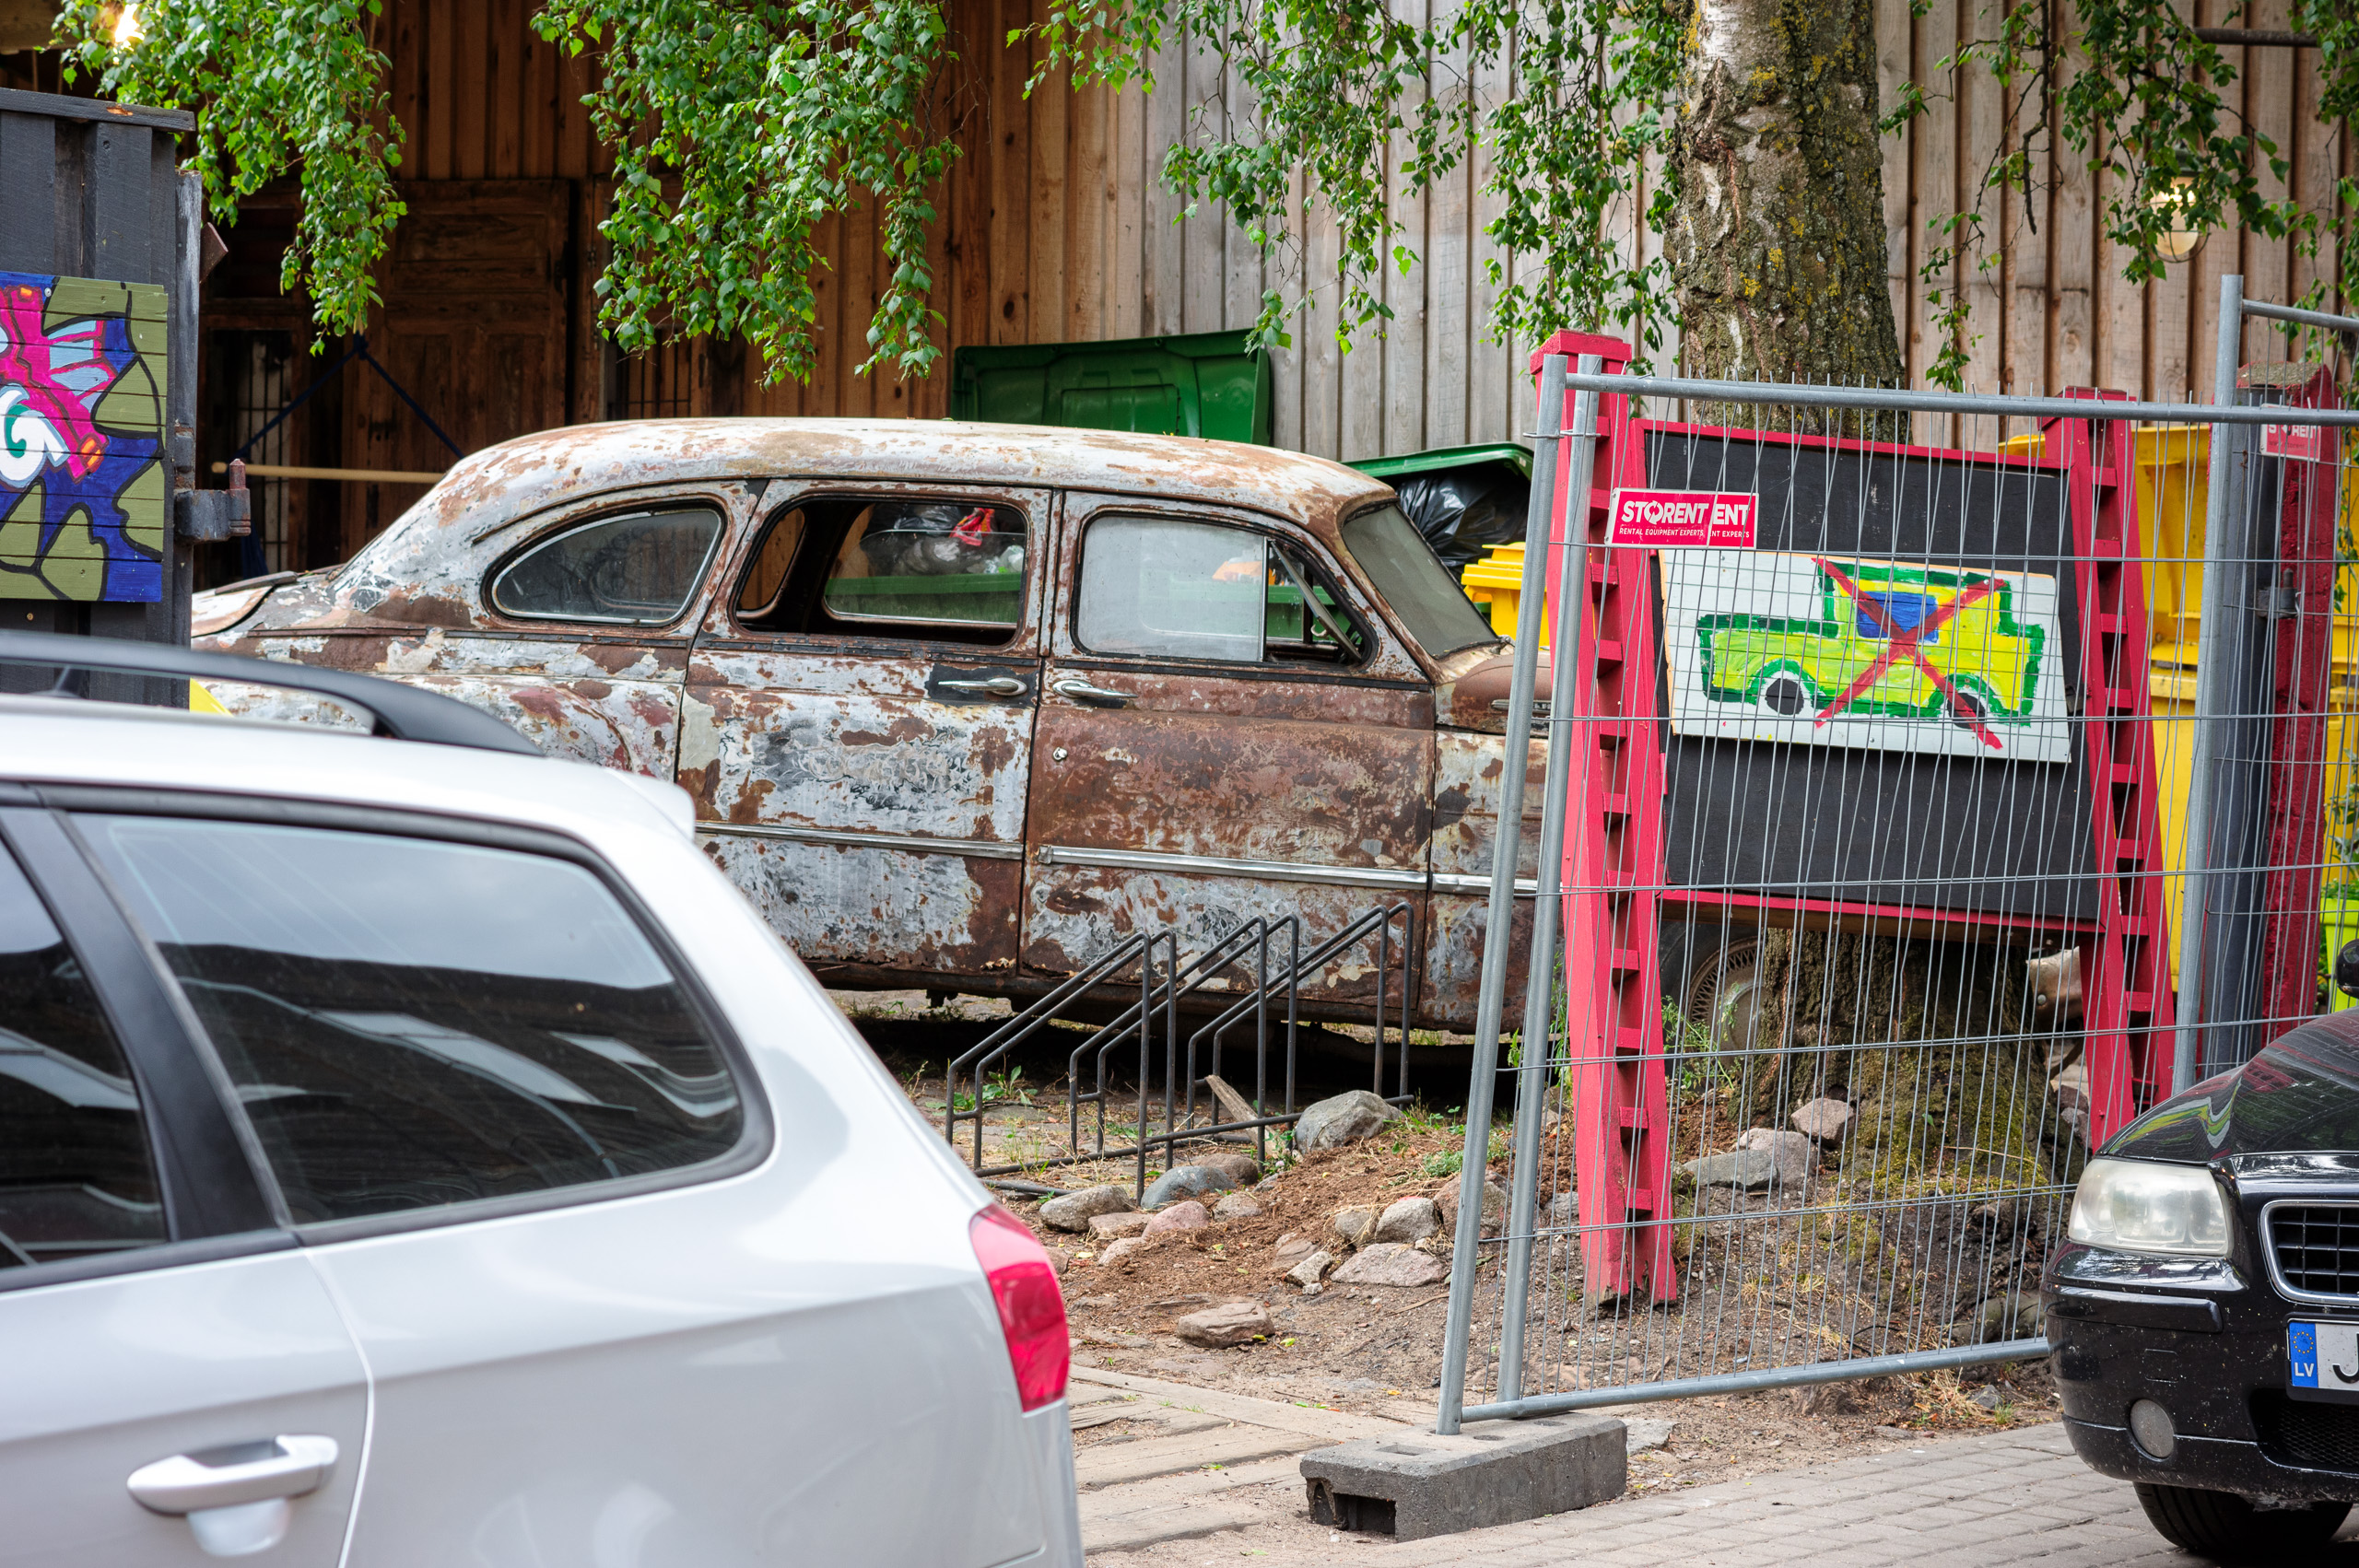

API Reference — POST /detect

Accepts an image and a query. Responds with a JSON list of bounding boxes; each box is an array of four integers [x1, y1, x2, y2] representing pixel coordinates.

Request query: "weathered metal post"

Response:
[[1437, 354, 1568, 1434], [1495, 359, 1602, 1401]]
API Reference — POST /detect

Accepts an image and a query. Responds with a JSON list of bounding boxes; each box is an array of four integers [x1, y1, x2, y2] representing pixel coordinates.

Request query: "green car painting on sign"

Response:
[[1696, 557, 2048, 729]]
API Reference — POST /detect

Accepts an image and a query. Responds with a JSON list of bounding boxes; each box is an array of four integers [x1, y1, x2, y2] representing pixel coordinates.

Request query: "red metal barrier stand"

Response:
[[2048, 391, 2178, 1142], [1534, 332, 1680, 1307], [2255, 367, 2341, 1041]]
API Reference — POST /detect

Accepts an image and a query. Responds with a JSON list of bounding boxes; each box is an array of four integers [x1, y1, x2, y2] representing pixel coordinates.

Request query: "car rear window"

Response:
[[77, 816, 744, 1225]]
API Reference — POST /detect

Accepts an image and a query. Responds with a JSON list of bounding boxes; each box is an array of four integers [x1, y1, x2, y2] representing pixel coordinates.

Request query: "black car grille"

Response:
[[2267, 1205, 2359, 1300], [2254, 1392, 2359, 1473]]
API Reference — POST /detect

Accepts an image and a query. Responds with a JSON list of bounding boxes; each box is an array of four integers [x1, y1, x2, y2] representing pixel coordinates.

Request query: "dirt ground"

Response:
[[839, 989, 2061, 1549]]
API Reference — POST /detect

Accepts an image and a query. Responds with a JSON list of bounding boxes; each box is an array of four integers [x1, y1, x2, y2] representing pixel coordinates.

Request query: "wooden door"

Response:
[[340, 181, 572, 555]]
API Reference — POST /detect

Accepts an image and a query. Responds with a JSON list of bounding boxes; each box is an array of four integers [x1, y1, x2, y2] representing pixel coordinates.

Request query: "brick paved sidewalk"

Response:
[[1236, 1423, 2359, 1566]]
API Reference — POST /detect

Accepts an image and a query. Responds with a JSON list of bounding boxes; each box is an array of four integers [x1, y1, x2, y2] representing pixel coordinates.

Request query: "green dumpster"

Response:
[[949, 330, 1273, 445], [1346, 442, 1532, 575]]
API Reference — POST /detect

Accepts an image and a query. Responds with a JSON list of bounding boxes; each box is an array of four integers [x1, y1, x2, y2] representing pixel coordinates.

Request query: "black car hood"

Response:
[[2105, 1011, 2359, 1163]]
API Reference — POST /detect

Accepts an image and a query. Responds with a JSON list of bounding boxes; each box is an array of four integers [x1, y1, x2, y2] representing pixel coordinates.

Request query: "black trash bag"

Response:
[[1395, 469, 1530, 573]]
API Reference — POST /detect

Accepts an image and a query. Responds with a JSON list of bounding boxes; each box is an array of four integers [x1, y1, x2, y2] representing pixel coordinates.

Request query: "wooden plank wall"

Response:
[[759, 0, 2355, 459], [5, 0, 2346, 465]]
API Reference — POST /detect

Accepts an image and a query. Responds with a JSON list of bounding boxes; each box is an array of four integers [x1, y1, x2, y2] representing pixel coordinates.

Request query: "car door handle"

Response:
[[936, 676, 1027, 696], [1052, 677, 1133, 708], [127, 1434, 340, 1515]]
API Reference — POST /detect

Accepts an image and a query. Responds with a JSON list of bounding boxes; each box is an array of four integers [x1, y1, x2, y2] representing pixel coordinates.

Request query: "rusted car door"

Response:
[[682, 482, 1049, 979], [1023, 496, 1435, 1016]]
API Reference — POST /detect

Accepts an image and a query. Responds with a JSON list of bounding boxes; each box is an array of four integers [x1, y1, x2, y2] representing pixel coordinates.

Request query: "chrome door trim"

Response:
[[1432, 871, 1541, 897], [697, 821, 1027, 860], [1036, 843, 1426, 891]]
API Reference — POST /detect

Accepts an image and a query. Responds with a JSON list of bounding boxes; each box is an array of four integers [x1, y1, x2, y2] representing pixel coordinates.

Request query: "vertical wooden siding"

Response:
[[772, 0, 2353, 455]]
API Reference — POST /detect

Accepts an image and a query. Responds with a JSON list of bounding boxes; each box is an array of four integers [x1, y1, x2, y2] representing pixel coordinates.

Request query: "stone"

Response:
[[1970, 1385, 2003, 1412], [1331, 1242, 1447, 1288], [1790, 1096, 1853, 1144], [1098, 1236, 1146, 1267], [1144, 1199, 1210, 1235], [1967, 1291, 2047, 1343], [1213, 1192, 1263, 1221], [1681, 1148, 1781, 1192], [1197, 1151, 1262, 1186], [1300, 1414, 1625, 1541], [1286, 1248, 1335, 1289], [1039, 1183, 1136, 1233], [1087, 1211, 1152, 1240], [1437, 1180, 1508, 1237], [1546, 1190, 1577, 1223], [1373, 1196, 1441, 1245], [1732, 1127, 1817, 1187], [1142, 1164, 1235, 1208], [1272, 1232, 1317, 1270], [1294, 1089, 1398, 1151], [1331, 1206, 1379, 1248], [1175, 1299, 1273, 1349]]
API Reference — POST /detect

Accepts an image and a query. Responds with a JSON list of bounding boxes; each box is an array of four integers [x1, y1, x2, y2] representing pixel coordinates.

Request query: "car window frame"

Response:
[[19, 783, 776, 1249], [1062, 502, 1403, 680], [705, 480, 1052, 657], [0, 788, 289, 1297], [484, 502, 730, 629], [469, 481, 765, 638]]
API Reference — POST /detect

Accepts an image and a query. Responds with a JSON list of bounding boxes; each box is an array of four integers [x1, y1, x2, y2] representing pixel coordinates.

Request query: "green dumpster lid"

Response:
[[950, 330, 1273, 447], [1347, 442, 1532, 483]]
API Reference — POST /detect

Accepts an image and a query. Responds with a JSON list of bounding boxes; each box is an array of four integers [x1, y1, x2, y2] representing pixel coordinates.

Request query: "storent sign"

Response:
[[1608, 488, 1758, 548]]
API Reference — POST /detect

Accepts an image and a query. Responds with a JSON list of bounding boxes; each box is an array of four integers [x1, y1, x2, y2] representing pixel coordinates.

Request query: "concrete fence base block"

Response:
[[1298, 1414, 1625, 1540]]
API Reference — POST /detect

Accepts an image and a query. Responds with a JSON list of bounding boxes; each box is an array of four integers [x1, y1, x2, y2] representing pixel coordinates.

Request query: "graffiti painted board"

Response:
[[1662, 550, 2072, 765], [0, 273, 170, 603]]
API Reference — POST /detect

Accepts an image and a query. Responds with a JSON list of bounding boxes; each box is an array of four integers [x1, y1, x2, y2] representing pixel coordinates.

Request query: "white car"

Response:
[[0, 633, 1080, 1567]]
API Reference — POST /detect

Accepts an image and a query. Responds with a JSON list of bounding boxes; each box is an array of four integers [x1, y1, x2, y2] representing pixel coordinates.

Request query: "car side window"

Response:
[[1075, 514, 1364, 664], [0, 846, 167, 1267], [489, 505, 723, 626], [76, 816, 744, 1226], [733, 496, 1027, 646]]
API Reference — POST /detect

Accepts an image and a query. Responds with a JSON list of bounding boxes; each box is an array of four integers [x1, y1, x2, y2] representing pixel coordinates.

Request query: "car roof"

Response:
[[413, 417, 1394, 542], [0, 697, 687, 848]]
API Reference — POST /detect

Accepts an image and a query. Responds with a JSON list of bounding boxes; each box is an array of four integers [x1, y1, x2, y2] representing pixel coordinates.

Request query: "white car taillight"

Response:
[[969, 1204, 1070, 1410]]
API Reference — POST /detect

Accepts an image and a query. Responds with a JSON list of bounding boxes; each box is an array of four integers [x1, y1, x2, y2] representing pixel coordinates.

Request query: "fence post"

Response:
[[1436, 353, 1568, 1435], [2175, 275, 2245, 1093], [1496, 360, 1602, 1402]]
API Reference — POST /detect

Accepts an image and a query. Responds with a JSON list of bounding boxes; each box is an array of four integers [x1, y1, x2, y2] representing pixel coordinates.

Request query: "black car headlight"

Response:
[[2067, 1157, 2231, 1258]]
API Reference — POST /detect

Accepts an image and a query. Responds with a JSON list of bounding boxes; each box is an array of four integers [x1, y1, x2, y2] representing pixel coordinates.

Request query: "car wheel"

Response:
[[1947, 689, 1988, 730], [1761, 675, 1812, 718], [2132, 1482, 2351, 1559]]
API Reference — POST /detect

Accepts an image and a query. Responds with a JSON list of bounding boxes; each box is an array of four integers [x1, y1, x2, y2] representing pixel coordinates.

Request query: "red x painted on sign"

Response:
[[1810, 557, 2004, 750]]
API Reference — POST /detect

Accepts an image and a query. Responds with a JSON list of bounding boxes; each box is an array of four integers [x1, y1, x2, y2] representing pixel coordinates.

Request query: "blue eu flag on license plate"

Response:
[[2292, 1322, 2320, 1388]]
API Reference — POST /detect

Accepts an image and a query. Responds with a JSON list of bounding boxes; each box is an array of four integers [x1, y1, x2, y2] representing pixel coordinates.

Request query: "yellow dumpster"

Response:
[[2006, 425, 2359, 1003], [1461, 543, 1549, 647]]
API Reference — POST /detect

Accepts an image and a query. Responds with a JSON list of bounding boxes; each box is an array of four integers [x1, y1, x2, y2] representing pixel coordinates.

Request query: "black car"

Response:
[[2046, 1006, 2359, 1557]]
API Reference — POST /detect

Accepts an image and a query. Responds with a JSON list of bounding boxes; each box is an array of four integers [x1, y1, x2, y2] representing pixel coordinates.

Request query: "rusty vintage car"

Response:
[[191, 421, 1544, 1029]]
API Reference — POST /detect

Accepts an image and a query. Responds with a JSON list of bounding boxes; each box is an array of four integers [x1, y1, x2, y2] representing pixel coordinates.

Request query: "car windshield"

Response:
[[1340, 503, 1501, 660]]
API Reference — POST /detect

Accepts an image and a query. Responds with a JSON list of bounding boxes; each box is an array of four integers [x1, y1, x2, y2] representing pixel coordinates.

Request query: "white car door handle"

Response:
[[1051, 677, 1133, 707], [127, 1434, 339, 1515]]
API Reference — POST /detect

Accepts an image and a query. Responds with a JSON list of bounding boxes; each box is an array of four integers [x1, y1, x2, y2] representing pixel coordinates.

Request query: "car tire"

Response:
[[2132, 1482, 2351, 1560], [1947, 689, 1988, 730]]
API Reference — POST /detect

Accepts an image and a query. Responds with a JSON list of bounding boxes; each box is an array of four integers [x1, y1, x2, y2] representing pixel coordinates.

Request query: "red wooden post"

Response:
[[1534, 332, 1680, 1305], [2048, 390, 2178, 1142]]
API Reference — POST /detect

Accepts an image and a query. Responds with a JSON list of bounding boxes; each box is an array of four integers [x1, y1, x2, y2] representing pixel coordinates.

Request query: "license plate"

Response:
[[2289, 1321, 2359, 1403]]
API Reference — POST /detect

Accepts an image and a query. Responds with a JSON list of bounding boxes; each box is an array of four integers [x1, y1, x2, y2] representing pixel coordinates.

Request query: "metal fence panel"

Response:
[[1438, 293, 2359, 1428]]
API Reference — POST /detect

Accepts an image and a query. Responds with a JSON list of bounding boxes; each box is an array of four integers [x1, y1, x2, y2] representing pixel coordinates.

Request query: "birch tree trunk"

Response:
[[1668, 0, 1906, 404]]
